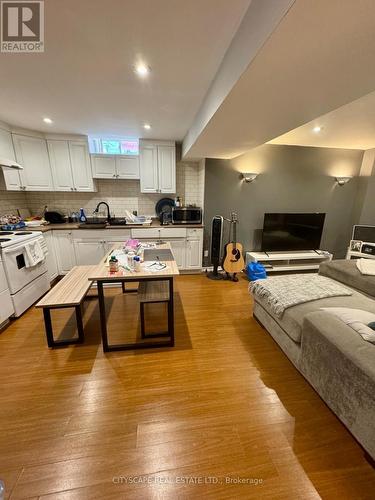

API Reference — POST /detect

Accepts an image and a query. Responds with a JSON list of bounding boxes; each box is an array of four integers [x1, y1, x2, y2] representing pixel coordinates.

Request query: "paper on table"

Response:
[[145, 261, 168, 272]]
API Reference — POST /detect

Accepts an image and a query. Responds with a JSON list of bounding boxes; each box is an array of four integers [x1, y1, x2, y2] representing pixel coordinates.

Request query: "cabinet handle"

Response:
[[75, 188, 78, 191], [70, 187, 74, 191], [113, 174, 116, 177]]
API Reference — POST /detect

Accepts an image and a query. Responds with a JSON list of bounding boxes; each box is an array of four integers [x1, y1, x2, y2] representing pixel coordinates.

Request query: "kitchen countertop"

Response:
[[29, 220, 204, 232]]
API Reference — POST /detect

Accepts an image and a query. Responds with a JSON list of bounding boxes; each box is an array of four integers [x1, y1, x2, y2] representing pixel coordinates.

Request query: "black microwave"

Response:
[[172, 207, 202, 225]]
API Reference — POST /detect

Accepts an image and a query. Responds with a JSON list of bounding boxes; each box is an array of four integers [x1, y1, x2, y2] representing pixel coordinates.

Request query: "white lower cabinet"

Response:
[[44, 231, 58, 282], [169, 239, 186, 269], [185, 229, 203, 270], [74, 239, 106, 266], [53, 231, 76, 274]]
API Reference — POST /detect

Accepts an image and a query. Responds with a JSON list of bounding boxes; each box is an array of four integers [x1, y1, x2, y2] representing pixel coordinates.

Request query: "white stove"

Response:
[[0, 230, 42, 247], [0, 230, 50, 317]]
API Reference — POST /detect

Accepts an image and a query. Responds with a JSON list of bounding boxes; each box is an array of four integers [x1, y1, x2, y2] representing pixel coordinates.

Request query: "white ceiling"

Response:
[[183, 0, 375, 159], [269, 90, 375, 150], [0, 0, 251, 139]]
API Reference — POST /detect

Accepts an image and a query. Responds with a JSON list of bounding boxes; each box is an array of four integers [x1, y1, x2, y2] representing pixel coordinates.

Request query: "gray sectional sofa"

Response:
[[252, 259, 375, 460]]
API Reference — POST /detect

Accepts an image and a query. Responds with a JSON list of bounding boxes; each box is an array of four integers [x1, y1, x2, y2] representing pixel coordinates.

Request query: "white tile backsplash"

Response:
[[0, 160, 205, 218]]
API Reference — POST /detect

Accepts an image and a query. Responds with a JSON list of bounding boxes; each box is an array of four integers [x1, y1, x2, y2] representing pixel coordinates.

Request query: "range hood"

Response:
[[0, 158, 23, 170]]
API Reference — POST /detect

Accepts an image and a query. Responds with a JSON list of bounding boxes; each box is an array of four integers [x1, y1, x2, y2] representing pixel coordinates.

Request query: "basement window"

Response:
[[89, 137, 139, 155]]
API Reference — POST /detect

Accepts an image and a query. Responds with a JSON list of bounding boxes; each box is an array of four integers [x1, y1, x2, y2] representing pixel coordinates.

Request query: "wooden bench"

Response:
[[138, 280, 173, 344], [36, 266, 95, 348]]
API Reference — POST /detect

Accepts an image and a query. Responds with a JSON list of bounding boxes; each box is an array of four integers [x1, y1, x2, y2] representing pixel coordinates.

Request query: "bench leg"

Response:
[[43, 308, 55, 348], [139, 278, 174, 345], [140, 302, 146, 339], [75, 304, 85, 344], [43, 305, 85, 348], [122, 282, 138, 294]]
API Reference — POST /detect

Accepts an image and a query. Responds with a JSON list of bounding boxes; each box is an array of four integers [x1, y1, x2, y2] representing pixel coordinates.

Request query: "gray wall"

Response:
[[204, 144, 364, 261]]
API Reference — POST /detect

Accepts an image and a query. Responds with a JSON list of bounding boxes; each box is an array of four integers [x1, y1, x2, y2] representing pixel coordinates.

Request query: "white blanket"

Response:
[[356, 258, 375, 276], [249, 274, 352, 318], [24, 240, 45, 267]]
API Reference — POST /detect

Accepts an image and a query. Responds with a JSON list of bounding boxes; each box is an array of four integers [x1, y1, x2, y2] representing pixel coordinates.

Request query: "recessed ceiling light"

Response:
[[143, 123, 151, 130], [43, 117, 53, 124], [134, 63, 150, 77], [313, 125, 322, 133]]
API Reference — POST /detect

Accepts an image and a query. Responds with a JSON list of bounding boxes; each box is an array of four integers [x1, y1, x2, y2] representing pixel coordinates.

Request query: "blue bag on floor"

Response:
[[246, 261, 267, 281]]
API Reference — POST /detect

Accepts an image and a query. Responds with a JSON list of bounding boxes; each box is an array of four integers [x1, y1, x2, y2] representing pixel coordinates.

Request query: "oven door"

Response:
[[2, 238, 47, 294]]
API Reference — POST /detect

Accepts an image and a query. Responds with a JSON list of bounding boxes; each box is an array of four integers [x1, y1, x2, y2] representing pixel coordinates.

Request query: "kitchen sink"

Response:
[[108, 218, 127, 226], [79, 223, 107, 229]]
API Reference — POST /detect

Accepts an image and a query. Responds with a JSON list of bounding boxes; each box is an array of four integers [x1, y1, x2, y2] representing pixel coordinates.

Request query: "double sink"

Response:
[[79, 217, 128, 229]]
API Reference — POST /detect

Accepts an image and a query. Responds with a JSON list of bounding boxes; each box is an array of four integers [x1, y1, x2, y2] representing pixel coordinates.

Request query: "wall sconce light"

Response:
[[335, 176, 352, 186], [241, 172, 258, 183]]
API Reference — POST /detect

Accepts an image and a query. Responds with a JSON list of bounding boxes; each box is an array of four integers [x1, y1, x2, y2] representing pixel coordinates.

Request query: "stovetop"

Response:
[[0, 230, 42, 248]]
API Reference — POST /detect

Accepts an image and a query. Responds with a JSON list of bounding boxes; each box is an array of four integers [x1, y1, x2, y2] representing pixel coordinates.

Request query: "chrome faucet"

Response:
[[94, 202, 112, 222]]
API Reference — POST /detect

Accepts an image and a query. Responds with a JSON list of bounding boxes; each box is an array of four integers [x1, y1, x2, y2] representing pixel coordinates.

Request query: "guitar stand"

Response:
[[224, 272, 238, 282], [207, 263, 224, 280]]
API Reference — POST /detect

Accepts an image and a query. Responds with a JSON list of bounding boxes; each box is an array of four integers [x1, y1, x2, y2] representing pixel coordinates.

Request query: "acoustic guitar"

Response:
[[222, 212, 245, 279]]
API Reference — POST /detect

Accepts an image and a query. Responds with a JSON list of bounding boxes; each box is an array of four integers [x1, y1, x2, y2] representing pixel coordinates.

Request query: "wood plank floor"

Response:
[[0, 274, 374, 499]]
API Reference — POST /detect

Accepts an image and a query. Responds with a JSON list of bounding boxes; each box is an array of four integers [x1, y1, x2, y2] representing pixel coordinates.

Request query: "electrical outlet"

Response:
[[204, 250, 209, 257]]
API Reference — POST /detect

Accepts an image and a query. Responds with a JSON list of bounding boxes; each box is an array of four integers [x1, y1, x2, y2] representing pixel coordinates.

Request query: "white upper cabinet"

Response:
[[47, 140, 74, 191], [69, 141, 94, 191], [116, 156, 139, 179], [0, 128, 22, 191], [92, 155, 140, 180], [91, 155, 116, 179], [140, 141, 175, 193], [48, 139, 95, 192], [158, 146, 176, 193], [13, 134, 53, 191], [140, 144, 158, 192]]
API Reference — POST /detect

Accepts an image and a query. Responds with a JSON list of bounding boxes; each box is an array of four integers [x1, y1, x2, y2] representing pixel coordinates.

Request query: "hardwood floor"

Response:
[[0, 274, 374, 499]]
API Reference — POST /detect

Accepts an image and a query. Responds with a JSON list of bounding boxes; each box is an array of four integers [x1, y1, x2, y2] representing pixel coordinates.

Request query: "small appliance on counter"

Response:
[[44, 211, 65, 224], [172, 206, 202, 225], [155, 198, 175, 225]]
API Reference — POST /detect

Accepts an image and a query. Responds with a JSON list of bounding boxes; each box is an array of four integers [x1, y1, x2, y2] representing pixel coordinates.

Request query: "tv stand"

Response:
[[246, 250, 333, 273]]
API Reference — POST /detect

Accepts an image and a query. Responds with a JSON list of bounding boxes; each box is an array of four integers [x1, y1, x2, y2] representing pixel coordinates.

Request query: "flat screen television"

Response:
[[261, 213, 326, 252]]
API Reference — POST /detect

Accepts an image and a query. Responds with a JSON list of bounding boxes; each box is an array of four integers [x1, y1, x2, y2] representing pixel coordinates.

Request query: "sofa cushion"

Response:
[[255, 290, 375, 344], [300, 311, 375, 459], [321, 307, 375, 344], [319, 259, 375, 298]]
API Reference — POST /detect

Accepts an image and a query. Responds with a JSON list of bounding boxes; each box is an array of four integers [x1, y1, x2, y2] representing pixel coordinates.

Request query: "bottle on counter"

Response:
[[79, 208, 87, 223], [175, 196, 181, 207], [109, 255, 119, 273], [133, 255, 141, 272]]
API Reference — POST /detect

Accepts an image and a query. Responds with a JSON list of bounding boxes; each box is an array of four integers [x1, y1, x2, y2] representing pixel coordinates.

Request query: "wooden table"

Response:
[[88, 243, 179, 352]]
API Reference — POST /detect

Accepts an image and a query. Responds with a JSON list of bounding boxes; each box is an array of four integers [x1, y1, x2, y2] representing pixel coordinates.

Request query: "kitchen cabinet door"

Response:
[[44, 231, 59, 281], [1, 167, 22, 191], [0, 127, 16, 160], [53, 231, 76, 274], [158, 145, 176, 193], [74, 239, 105, 265], [116, 156, 140, 179], [91, 155, 116, 179], [69, 141, 95, 191], [0, 128, 21, 190], [47, 140, 74, 191], [140, 144, 158, 193], [186, 238, 203, 269], [13, 134, 53, 191], [169, 239, 186, 269]]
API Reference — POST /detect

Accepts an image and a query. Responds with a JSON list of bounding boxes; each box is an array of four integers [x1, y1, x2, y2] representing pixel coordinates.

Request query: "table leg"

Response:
[[97, 281, 109, 352], [168, 277, 175, 346]]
